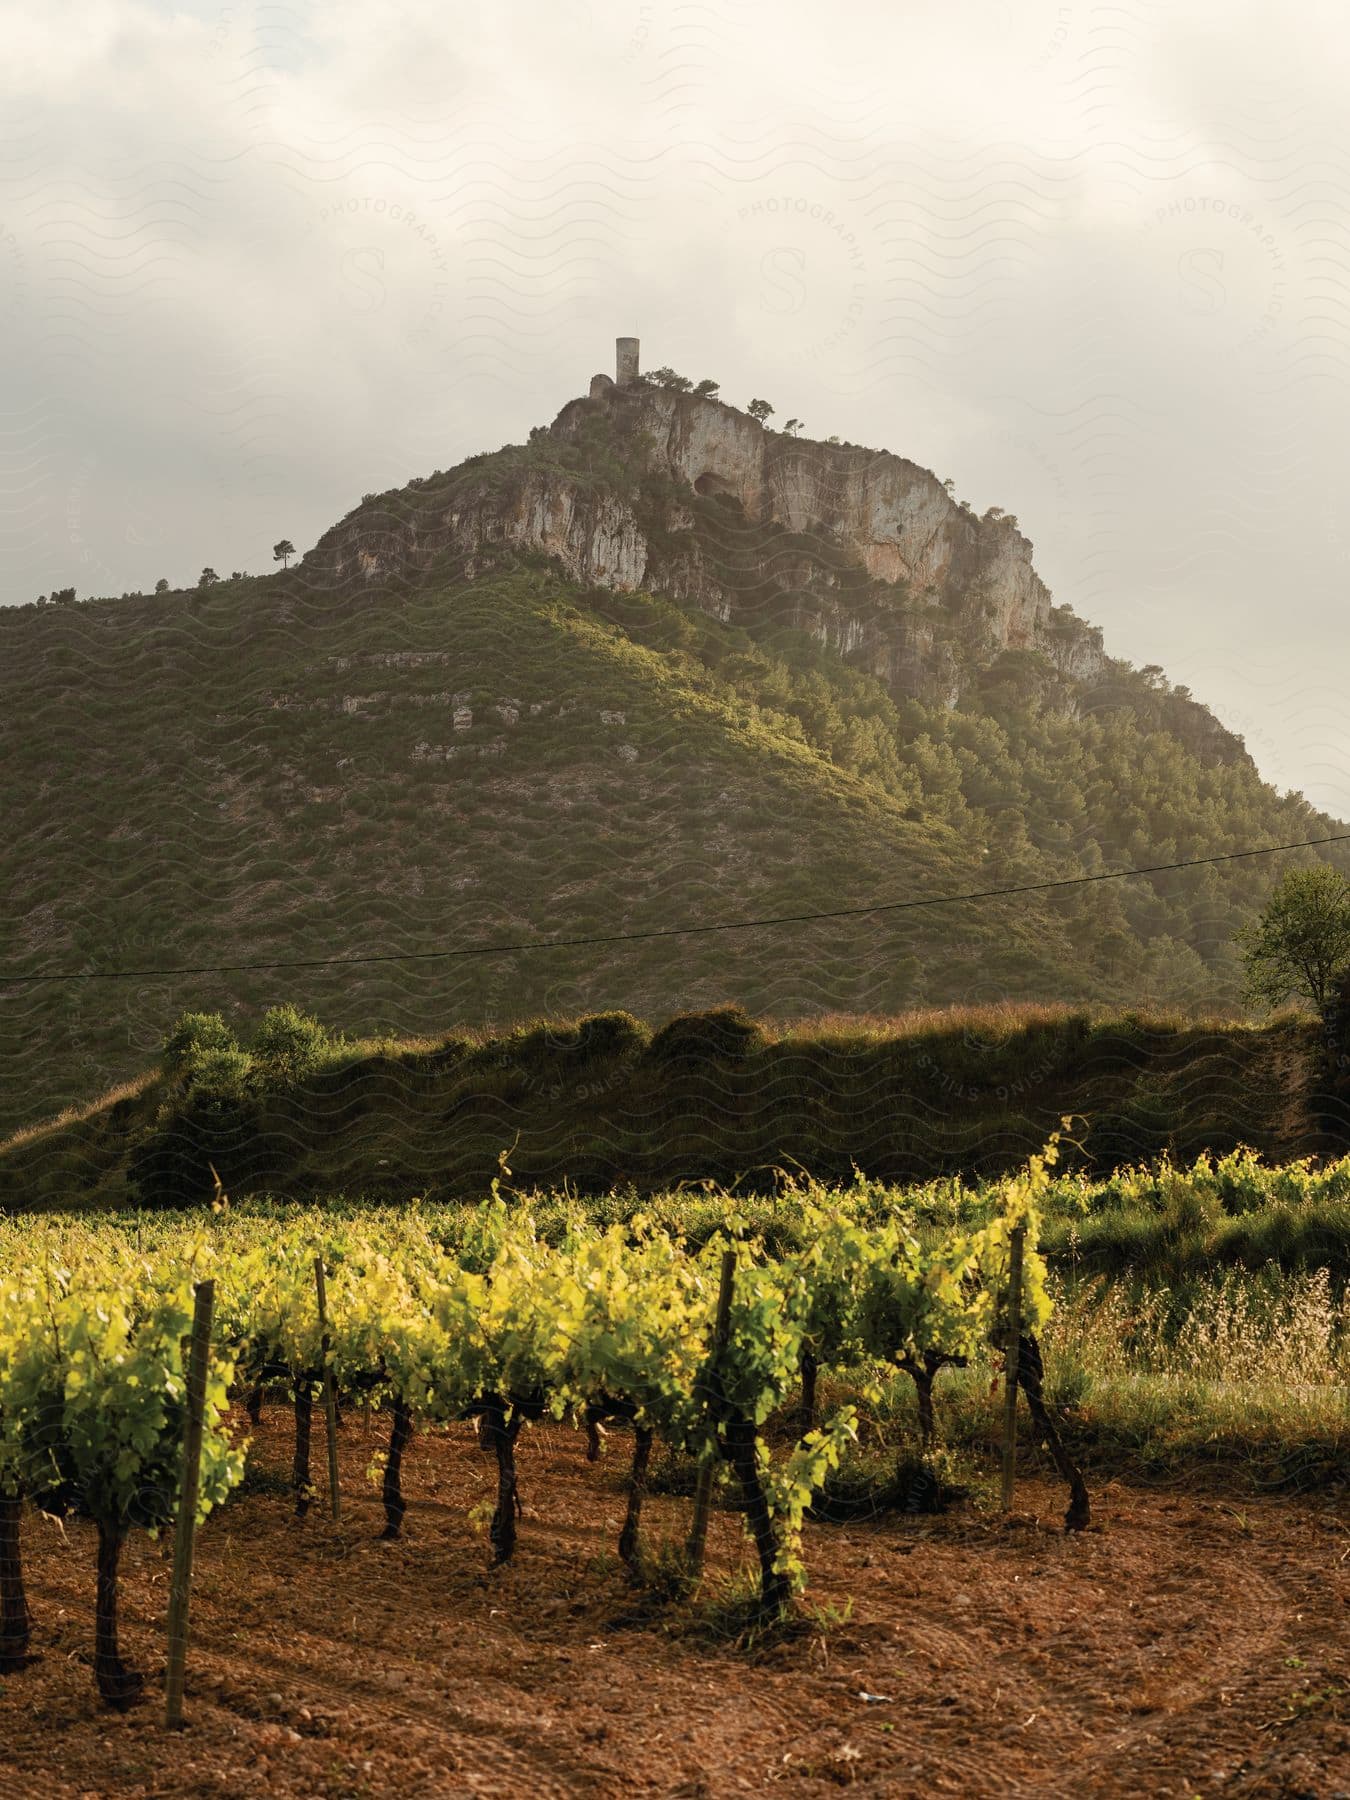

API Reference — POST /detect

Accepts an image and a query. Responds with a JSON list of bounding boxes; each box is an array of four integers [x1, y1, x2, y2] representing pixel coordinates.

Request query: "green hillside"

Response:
[[2, 407, 1346, 1142], [0, 566, 1044, 1136]]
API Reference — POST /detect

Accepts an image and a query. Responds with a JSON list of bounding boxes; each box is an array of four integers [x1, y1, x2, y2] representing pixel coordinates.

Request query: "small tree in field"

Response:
[[1235, 864, 1350, 1016], [162, 1010, 239, 1084], [251, 1005, 333, 1084], [273, 539, 295, 568]]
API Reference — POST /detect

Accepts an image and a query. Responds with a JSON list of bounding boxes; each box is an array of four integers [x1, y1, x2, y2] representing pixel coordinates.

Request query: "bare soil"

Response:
[[1, 1407, 1347, 1799]]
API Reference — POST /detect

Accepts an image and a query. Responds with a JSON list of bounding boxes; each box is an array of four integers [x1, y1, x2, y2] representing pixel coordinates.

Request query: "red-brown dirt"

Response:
[[1, 1408, 1347, 1799]]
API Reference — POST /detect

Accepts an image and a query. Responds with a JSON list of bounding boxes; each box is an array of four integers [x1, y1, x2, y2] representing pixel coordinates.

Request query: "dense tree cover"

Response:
[[578, 585, 1344, 1010]]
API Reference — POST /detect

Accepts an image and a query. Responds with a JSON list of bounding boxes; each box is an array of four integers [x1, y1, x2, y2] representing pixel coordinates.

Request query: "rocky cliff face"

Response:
[[309, 377, 1112, 709], [563, 380, 1110, 699]]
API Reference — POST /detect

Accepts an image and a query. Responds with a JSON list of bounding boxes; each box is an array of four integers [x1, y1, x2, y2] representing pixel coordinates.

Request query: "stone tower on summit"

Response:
[[589, 336, 640, 397]]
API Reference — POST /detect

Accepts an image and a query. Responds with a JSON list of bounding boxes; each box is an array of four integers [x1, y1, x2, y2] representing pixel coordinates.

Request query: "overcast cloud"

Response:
[[3, 0, 1348, 812]]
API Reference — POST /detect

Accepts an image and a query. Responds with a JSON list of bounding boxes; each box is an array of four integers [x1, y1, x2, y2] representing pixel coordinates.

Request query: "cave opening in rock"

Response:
[[694, 471, 736, 498]]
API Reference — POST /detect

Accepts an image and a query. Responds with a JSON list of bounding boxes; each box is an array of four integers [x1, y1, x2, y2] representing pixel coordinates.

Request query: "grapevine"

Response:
[[0, 1138, 1090, 1702]]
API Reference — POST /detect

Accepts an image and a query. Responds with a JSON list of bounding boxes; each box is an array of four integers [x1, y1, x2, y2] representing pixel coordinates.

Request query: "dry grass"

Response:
[[902, 1267, 1350, 1488], [767, 1001, 1091, 1041], [762, 999, 1272, 1045], [1046, 1267, 1350, 1389], [0, 1068, 157, 1158]]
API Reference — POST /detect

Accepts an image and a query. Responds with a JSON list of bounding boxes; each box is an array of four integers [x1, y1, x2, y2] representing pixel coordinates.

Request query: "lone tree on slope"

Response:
[[746, 398, 774, 423], [197, 568, 219, 588], [273, 539, 295, 569], [1235, 864, 1350, 1018]]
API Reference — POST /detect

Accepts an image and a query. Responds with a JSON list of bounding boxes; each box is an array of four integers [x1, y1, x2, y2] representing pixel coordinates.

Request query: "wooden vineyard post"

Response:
[[314, 1258, 342, 1523], [1001, 1226, 1026, 1511], [164, 1278, 216, 1730], [685, 1249, 736, 1579]]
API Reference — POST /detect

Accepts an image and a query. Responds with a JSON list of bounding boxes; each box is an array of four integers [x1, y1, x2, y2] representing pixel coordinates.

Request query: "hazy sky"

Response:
[[4, 0, 1349, 812]]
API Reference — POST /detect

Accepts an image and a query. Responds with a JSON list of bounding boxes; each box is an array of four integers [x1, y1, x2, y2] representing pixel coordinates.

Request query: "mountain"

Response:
[[1, 348, 1344, 1140]]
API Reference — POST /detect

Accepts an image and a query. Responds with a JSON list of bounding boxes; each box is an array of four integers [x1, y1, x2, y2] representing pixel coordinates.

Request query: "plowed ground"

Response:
[[1, 1406, 1347, 1799]]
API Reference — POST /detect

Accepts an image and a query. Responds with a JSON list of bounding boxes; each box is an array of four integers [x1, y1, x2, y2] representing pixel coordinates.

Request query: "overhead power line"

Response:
[[2, 830, 1349, 991]]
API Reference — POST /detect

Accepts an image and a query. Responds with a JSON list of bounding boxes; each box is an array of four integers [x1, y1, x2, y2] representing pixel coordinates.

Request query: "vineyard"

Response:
[[3, 1138, 1348, 1800], [0, 1138, 1096, 1717]]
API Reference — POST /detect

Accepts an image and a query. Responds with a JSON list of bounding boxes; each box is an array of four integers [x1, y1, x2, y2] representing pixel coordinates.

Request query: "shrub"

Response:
[[187, 1046, 255, 1105], [645, 1006, 765, 1069], [573, 1011, 650, 1063], [162, 1011, 239, 1083], [250, 1005, 333, 1084]]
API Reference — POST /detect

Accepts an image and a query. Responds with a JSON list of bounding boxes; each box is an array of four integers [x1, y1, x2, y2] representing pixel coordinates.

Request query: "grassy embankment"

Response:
[[0, 1001, 1332, 1213]]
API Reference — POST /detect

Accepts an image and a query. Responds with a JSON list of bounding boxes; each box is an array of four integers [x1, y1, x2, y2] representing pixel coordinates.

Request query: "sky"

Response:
[[3, 0, 1349, 813]]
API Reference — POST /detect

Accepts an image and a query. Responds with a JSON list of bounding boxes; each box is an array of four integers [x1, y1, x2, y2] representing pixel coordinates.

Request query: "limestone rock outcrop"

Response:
[[310, 379, 1112, 708]]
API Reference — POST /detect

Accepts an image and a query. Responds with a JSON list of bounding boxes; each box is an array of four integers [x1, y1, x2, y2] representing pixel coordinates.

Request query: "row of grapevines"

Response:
[[0, 1137, 1086, 1706]]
